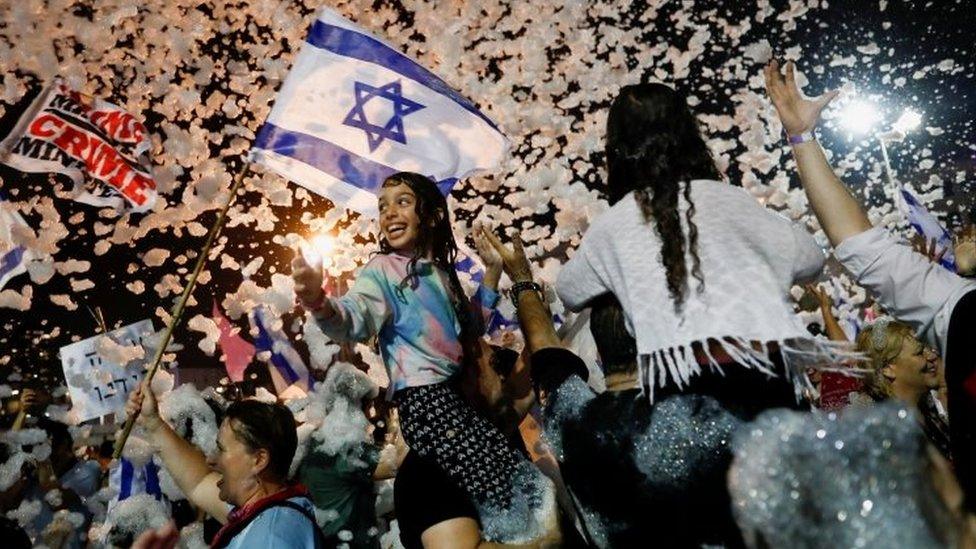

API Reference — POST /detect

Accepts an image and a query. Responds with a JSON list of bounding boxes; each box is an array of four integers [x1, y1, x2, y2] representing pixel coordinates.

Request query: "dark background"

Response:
[[1, 0, 973, 396]]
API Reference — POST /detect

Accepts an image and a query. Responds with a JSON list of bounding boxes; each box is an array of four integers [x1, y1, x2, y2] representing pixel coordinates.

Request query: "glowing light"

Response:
[[892, 109, 922, 133], [839, 100, 882, 134], [300, 233, 334, 267]]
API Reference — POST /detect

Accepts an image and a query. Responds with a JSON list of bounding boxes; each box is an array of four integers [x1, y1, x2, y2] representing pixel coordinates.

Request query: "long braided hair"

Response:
[[605, 83, 721, 312], [378, 172, 480, 365]]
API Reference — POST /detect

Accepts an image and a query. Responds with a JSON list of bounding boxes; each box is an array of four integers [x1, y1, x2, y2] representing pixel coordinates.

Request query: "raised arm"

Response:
[[125, 386, 229, 523], [807, 283, 849, 342], [480, 227, 560, 354], [292, 252, 391, 343], [764, 60, 872, 247]]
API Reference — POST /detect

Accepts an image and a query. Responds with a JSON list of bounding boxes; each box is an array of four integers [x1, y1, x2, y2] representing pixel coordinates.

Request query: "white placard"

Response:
[[59, 319, 154, 423]]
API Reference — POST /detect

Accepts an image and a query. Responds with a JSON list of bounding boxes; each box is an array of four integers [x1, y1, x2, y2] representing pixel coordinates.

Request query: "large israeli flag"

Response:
[[250, 8, 508, 217]]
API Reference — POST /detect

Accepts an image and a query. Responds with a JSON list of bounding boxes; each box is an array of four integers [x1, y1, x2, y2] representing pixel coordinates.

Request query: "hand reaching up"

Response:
[[291, 250, 325, 308], [910, 235, 948, 265], [472, 221, 503, 290], [472, 221, 503, 273], [805, 283, 833, 311], [764, 60, 840, 136], [480, 227, 534, 283]]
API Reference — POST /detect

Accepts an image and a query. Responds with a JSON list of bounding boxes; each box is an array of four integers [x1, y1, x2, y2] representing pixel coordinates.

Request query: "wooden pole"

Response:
[[113, 163, 249, 458]]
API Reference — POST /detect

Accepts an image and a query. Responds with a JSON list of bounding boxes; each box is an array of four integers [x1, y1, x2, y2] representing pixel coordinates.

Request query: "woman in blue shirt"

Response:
[[126, 389, 326, 548]]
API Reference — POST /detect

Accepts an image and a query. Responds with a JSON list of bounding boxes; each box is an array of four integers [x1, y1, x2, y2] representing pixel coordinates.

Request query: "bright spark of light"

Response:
[[839, 100, 882, 135], [300, 234, 334, 267]]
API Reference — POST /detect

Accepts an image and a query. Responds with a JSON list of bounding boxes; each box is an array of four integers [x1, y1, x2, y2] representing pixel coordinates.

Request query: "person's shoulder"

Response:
[[64, 459, 102, 490], [358, 253, 408, 279], [362, 252, 402, 269], [582, 194, 635, 237], [691, 178, 754, 201], [249, 498, 318, 541]]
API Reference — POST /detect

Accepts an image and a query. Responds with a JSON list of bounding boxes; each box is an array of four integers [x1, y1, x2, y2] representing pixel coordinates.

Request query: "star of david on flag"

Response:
[[249, 7, 508, 217], [343, 80, 425, 152]]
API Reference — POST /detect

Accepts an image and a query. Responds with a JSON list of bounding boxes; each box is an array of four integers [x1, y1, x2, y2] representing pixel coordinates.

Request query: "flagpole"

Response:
[[113, 162, 250, 459]]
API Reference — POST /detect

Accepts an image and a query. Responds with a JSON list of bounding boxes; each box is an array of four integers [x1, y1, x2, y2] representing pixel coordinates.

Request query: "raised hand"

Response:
[[291, 250, 325, 308], [472, 221, 503, 273], [472, 221, 503, 290], [910, 234, 948, 265], [481, 228, 534, 283], [125, 383, 163, 433], [764, 60, 839, 136], [805, 283, 833, 310]]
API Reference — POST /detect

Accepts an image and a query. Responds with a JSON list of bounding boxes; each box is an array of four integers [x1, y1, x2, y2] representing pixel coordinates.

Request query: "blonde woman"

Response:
[[856, 318, 950, 456]]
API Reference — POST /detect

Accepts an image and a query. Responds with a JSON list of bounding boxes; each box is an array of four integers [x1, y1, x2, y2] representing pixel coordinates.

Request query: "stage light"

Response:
[[840, 100, 882, 134], [893, 109, 922, 133]]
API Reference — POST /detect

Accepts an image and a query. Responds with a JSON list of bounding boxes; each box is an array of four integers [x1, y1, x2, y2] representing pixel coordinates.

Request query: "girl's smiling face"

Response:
[[378, 183, 422, 253]]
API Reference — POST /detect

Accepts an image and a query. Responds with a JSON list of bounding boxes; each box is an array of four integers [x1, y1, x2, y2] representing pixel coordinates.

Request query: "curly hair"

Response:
[[378, 172, 482, 366], [605, 83, 721, 311]]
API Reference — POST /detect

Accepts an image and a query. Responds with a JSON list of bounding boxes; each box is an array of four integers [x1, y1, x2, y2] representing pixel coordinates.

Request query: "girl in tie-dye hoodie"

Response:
[[291, 172, 556, 544]]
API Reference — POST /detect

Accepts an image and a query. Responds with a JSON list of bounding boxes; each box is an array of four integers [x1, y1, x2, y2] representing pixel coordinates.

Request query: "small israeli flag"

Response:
[[0, 190, 32, 291], [250, 306, 312, 391], [251, 8, 508, 217], [899, 188, 956, 271]]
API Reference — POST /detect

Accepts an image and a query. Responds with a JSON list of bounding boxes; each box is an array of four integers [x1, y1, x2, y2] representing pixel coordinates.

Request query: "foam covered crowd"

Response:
[[2, 1, 975, 548]]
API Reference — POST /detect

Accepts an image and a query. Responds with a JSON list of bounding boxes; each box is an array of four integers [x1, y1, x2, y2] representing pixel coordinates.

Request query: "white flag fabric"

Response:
[[899, 188, 956, 271], [0, 79, 158, 212], [250, 8, 508, 217], [0, 190, 33, 290]]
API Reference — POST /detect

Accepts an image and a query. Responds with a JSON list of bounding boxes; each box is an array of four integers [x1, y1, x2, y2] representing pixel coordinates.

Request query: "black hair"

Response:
[[489, 345, 520, 380], [379, 172, 482, 366], [38, 418, 72, 451], [606, 83, 720, 312], [588, 293, 638, 376], [223, 400, 297, 482]]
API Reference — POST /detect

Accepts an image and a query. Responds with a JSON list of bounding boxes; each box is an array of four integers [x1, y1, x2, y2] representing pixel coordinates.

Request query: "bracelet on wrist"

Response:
[[787, 129, 817, 145], [509, 280, 543, 307]]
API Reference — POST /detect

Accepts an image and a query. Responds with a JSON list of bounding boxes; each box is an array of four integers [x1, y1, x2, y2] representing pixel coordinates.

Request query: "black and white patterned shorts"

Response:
[[394, 381, 550, 541]]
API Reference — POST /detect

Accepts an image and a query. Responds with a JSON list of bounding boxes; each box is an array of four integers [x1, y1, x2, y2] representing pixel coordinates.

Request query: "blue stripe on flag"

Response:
[[253, 309, 301, 385], [145, 459, 162, 500], [255, 122, 396, 194], [120, 459, 134, 500], [255, 123, 460, 197], [436, 178, 458, 196], [0, 247, 25, 281], [305, 20, 500, 132]]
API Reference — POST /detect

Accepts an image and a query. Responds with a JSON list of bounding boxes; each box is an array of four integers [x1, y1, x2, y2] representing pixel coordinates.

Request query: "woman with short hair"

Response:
[[125, 389, 325, 548]]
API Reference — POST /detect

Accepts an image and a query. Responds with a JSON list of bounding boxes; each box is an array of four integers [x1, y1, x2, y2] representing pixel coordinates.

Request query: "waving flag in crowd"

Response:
[[250, 306, 311, 392], [250, 7, 508, 217], [212, 300, 256, 383], [0, 79, 158, 212], [900, 188, 957, 271], [0, 189, 33, 290]]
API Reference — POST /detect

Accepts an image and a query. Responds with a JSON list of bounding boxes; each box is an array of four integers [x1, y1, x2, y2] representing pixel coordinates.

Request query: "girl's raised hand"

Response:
[[472, 221, 503, 271], [291, 251, 325, 308]]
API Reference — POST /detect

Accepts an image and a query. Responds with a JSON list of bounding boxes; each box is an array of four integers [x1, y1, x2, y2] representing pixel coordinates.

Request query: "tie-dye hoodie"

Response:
[[314, 252, 499, 397]]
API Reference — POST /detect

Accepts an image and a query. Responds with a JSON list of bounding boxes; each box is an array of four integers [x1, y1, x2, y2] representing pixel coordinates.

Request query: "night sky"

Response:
[[1, 0, 973, 400]]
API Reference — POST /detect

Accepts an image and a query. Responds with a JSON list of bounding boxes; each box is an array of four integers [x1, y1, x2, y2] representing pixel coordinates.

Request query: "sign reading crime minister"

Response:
[[59, 319, 155, 423]]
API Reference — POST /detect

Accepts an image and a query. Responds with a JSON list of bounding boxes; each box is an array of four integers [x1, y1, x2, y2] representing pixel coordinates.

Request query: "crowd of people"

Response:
[[2, 59, 976, 548]]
